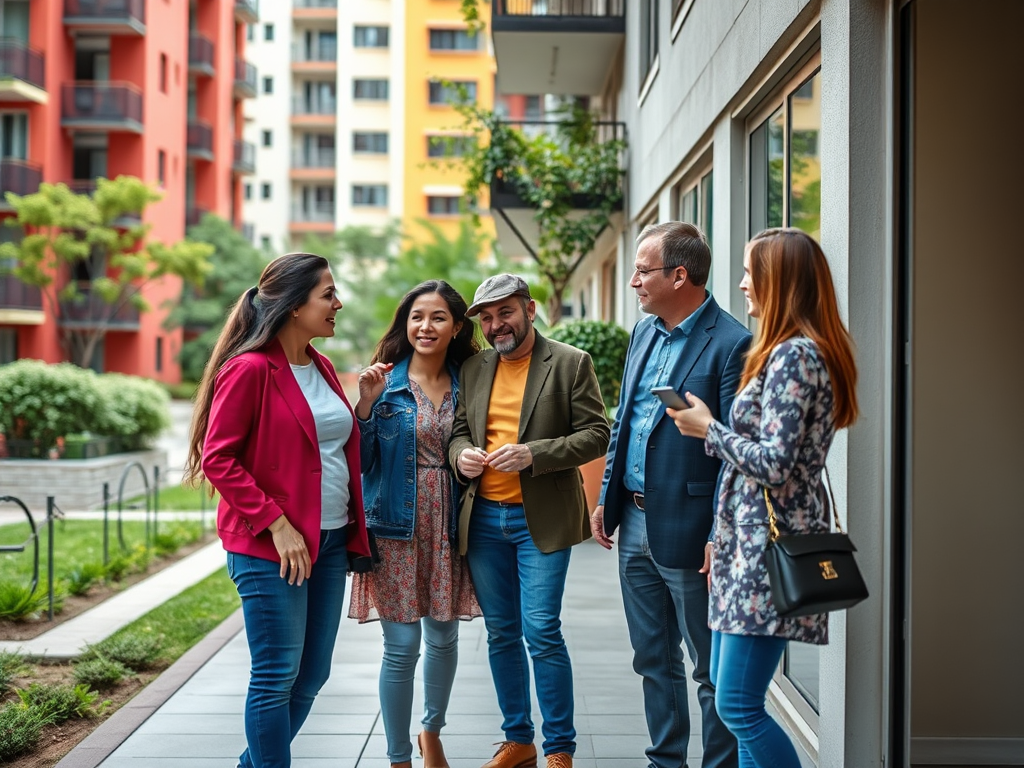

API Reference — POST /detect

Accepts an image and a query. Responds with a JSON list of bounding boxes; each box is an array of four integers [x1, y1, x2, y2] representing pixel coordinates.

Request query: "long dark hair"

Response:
[[184, 252, 330, 486], [371, 280, 479, 367]]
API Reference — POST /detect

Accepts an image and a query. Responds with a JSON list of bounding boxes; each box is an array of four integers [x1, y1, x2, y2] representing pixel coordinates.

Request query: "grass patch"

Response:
[[125, 483, 220, 512], [0, 651, 27, 693], [161, 380, 198, 401]]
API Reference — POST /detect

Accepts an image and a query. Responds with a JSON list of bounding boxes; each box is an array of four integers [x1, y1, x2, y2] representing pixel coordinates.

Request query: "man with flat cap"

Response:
[[449, 274, 610, 768]]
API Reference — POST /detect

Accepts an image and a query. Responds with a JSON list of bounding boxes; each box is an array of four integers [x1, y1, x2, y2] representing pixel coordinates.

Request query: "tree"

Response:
[[166, 214, 269, 381], [0, 177, 213, 368]]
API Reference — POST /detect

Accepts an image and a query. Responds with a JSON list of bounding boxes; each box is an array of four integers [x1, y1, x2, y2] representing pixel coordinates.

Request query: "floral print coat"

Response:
[[704, 337, 835, 645]]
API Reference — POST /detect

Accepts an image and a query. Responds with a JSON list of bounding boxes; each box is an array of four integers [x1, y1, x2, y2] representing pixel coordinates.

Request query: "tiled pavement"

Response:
[[93, 539, 706, 768]]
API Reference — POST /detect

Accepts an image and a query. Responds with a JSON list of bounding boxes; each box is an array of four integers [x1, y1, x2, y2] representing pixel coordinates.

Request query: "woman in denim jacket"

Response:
[[350, 280, 481, 768]]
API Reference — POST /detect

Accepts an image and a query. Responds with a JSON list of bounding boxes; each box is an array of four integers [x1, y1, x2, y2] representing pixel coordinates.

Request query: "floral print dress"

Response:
[[349, 380, 480, 623], [704, 337, 836, 645]]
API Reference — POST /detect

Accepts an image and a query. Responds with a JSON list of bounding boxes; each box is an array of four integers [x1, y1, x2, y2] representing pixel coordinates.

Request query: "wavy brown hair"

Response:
[[741, 228, 859, 428], [371, 280, 480, 367], [183, 252, 330, 487]]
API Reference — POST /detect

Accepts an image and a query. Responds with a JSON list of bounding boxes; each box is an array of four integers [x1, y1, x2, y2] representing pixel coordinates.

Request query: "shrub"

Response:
[[16, 682, 101, 721], [90, 633, 162, 671], [95, 374, 172, 443], [0, 702, 47, 761], [65, 563, 106, 596], [0, 650, 27, 692], [72, 657, 132, 690], [547, 320, 630, 411], [0, 582, 53, 621], [153, 521, 203, 556], [103, 554, 132, 582]]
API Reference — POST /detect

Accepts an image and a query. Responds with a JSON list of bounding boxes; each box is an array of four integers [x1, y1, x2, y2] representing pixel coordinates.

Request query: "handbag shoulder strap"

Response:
[[763, 466, 845, 543]]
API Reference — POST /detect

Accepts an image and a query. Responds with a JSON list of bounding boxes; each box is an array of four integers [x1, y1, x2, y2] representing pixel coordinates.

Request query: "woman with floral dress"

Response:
[[668, 228, 859, 767], [351, 280, 481, 768]]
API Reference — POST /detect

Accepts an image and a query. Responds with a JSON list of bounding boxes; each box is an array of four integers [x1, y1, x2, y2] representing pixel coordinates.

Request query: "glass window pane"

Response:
[[784, 642, 820, 711], [767, 106, 785, 229], [788, 71, 821, 239], [701, 170, 713, 252]]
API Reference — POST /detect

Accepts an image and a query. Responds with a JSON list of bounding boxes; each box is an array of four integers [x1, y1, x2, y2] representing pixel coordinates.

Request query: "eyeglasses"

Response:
[[633, 265, 676, 278]]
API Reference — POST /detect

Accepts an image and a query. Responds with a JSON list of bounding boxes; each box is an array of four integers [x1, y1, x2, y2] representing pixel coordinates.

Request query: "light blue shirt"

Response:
[[623, 292, 711, 494]]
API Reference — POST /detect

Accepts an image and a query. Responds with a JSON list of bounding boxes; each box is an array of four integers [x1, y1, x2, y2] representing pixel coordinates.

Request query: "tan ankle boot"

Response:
[[481, 741, 538, 768], [418, 731, 450, 768]]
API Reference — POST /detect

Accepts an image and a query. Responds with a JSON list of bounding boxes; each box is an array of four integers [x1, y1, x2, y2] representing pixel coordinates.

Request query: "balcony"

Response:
[[293, 0, 338, 21], [290, 149, 336, 181], [0, 274, 44, 325], [492, 0, 625, 95], [489, 119, 624, 259], [59, 283, 140, 330], [64, 0, 146, 36], [232, 139, 255, 174], [0, 40, 47, 103], [234, 0, 259, 24], [289, 203, 335, 234], [188, 33, 215, 78], [291, 96, 337, 128], [61, 82, 143, 133], [233, 58, 257, 99], [187, 121, 214, 161], [291, 43, 337, 73], [185, 205, 210, 228], [0, 159, 43, 206]]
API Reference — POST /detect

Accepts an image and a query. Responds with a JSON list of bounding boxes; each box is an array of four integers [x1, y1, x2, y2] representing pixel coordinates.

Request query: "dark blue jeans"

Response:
[[228, 528, 348, 768], [466, 498, 575, 756], [710, 631, 801, 768], [618, 505, 738, 768]]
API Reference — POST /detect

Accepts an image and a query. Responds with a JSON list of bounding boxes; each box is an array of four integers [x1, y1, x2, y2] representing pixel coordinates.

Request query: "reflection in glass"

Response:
[[767, 107, 785, 229], [784, 641, 820, 711], [789, 73, 822, 239]]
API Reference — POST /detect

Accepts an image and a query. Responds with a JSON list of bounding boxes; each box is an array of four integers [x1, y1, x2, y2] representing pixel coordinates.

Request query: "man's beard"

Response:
[[490, 324, 527, 354]]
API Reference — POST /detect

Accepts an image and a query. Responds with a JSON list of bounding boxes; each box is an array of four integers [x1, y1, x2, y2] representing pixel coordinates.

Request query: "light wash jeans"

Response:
[[379, 617, 461, 763], [228, 528, 348, 768], [465, 497, 576, 756]]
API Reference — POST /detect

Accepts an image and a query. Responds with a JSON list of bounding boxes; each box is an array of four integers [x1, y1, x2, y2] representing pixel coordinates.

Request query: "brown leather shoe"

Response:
[[419, 731, 450, 768], [545, 753, 572, 768], [481, 741, 538, 768]]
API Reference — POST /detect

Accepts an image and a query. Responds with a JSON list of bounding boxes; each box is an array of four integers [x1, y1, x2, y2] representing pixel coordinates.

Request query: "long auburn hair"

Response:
[[184, 252, 330, 487], [741, 228, 859, 428], [371, 280, 480, 367]]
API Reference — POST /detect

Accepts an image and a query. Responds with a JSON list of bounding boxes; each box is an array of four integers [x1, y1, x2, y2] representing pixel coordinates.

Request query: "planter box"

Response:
[[63, 436, 116, 460]]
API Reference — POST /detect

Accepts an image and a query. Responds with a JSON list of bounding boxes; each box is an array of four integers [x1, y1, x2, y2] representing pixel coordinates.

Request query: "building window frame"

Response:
[[353, 132, 389, 154], [428, 80, 477, 106], [262, 129, 272, 148], [353, 78, 389, 101], [426, 195, 461, 216], [672, 164, 714, 288], [670, 0, 697, 40], [425, 133, 476, 158], [262, 76, 273, 95], [157, 149, 166, 186], [428, 28, 479, 52], [353, 25, 389, 48], [639, 0, 659, 96], [264, 23, 274, 42], [351, 184, 388, 208], [261, 182, 271, 200], [159, 53, 168, 93]]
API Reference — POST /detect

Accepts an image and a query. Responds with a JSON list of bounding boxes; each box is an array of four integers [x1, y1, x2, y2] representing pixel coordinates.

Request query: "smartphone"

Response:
[[650, 386, 690, 409]]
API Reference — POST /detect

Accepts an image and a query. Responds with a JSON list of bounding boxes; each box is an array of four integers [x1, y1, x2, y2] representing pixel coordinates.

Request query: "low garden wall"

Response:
[[0, 449, 168, 514]]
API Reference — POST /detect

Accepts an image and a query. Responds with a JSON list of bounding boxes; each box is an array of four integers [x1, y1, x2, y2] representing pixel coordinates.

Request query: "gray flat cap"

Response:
[[466, 274, 532, 317]]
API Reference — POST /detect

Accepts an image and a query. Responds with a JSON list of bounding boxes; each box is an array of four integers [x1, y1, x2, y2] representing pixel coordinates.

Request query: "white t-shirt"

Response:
[[290, 362, 352, 530]]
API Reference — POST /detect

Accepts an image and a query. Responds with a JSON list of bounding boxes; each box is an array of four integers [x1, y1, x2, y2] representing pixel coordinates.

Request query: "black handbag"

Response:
[[763, 471, 868, 618]]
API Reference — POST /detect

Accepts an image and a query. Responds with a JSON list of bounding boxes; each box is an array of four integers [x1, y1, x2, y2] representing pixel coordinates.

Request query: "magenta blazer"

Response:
[[202, 338, 371, 565]]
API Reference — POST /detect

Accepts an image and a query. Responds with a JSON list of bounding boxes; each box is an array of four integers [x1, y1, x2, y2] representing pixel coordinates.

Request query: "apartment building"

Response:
[[242, 0, 495, 252], [0, 0, 257, 382]]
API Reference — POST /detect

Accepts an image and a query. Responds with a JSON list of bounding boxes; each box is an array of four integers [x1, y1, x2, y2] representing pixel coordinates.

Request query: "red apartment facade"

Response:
[[0, 0, 258, 382]]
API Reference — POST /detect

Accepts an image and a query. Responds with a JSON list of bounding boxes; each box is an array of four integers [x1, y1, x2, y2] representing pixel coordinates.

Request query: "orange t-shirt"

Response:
[[478, 354, 532, 503]]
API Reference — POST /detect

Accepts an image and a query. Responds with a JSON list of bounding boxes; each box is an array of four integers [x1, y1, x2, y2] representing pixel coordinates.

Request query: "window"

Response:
[[429, 29, 478, 51], [0, 328, 16, 366], [353, 79, 389, 101], [261, 182, 271, 200], [353, 26, 389, 48], [264, 23, 274, 41], [427, 196, 460, 216], [353, 132, 388, 154], [260, 235, 271, 250], [426, 135, 475, 158], [428, 80, 477, 106], [352, 184, 388, 207], [246, 23, 254, 42], [157, 149, 166, 185], [155, 337, 163, 373], [262, 129, 272, 147], [675, 168, 714, 254], [639, 0, 659, 86], [0, 113, 29, 159], [525, 95, 543, 120], [244, 182, 252, 201], [262, 76, 273, 95], [159, 53, 168, 93]]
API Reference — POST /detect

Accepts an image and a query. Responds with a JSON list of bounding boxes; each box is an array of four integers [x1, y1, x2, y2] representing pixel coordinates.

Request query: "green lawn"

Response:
[[147, 483, 220, 511]]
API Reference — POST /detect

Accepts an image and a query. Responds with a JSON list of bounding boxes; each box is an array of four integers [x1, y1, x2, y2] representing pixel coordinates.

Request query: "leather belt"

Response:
[[632, 493, 645, 511]]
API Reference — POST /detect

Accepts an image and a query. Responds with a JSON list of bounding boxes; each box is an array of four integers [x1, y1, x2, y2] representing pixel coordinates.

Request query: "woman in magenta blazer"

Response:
[[185, 252, 370, 768]]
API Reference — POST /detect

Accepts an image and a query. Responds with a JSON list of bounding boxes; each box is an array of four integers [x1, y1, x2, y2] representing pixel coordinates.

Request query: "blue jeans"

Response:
[[227, 528, 348, 768], [618, 505, 737, 768], [710, 632, 801, 768], [379, 617, 461, 762], [466, 498, 575, 756]]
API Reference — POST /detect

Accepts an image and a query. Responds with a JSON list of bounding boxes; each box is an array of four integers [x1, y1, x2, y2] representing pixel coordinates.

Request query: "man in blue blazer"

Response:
[[592, 222, 750, 768]]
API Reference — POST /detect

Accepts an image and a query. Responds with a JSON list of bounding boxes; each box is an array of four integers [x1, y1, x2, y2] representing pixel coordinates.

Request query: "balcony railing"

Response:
[[235, 0, 259, 24], [233, 58, 257, 99], [292, 149, 336, 168], [0, 274, 42, 312], [188, 33, 215, 77], [291, 43, 338, 63], [59, 283, 140, 329], [233, 139, 255, 174], [495, 0, 624, 17], [0, 40, 45, 90], [294, 0, 338, 8], [187, 121, 214, 160], [61, 82, 143, 132], [0, 159, 43, 202], [185, 206, 210, 228], [291, 203, 335, 223], [64, 0, 146, 34], [291, 97, 336, 116]]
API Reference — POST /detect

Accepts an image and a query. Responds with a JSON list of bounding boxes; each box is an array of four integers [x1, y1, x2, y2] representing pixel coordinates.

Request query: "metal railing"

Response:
[[291, 43, 338, 63], [0, 158, 43, 198], [291, 149, 336, 168], [0, 496, 61, 621], [291, 96, 336, 115], [0, 273, 42, 311], [235, 0, 259, 22], [234, 58, 257, 96], [291, 203, 335, 223], [188, 33, 215, 74], [294, 0, 338, 8], [187, 121, 213, 156], [494, 0, 624, 17], [59, 282, 141, 328], [64, 0, 146, 25], [61, 82, 143, 127], [0, 39, 45, 90], [233, 139, 256, 173]]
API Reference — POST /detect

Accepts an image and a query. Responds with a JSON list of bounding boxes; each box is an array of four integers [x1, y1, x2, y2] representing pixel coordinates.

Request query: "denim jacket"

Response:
[[358, 357, 460, 541]]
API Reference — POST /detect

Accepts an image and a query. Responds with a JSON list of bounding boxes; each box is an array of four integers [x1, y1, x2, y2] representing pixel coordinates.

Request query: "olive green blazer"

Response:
[[448, 332, 611, 555]]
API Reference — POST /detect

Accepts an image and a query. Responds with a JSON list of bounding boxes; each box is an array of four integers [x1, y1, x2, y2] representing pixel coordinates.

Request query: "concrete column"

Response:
[[710, 114, 747, 319]]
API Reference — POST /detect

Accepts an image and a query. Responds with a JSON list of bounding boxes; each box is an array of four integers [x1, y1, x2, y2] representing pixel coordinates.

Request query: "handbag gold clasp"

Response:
[[820, 560, 838, 580]]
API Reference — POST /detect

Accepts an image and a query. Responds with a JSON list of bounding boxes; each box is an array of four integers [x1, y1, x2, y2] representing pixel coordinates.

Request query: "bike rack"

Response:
[[115, 461, 153, 552], [0, 495, 62, 621]]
